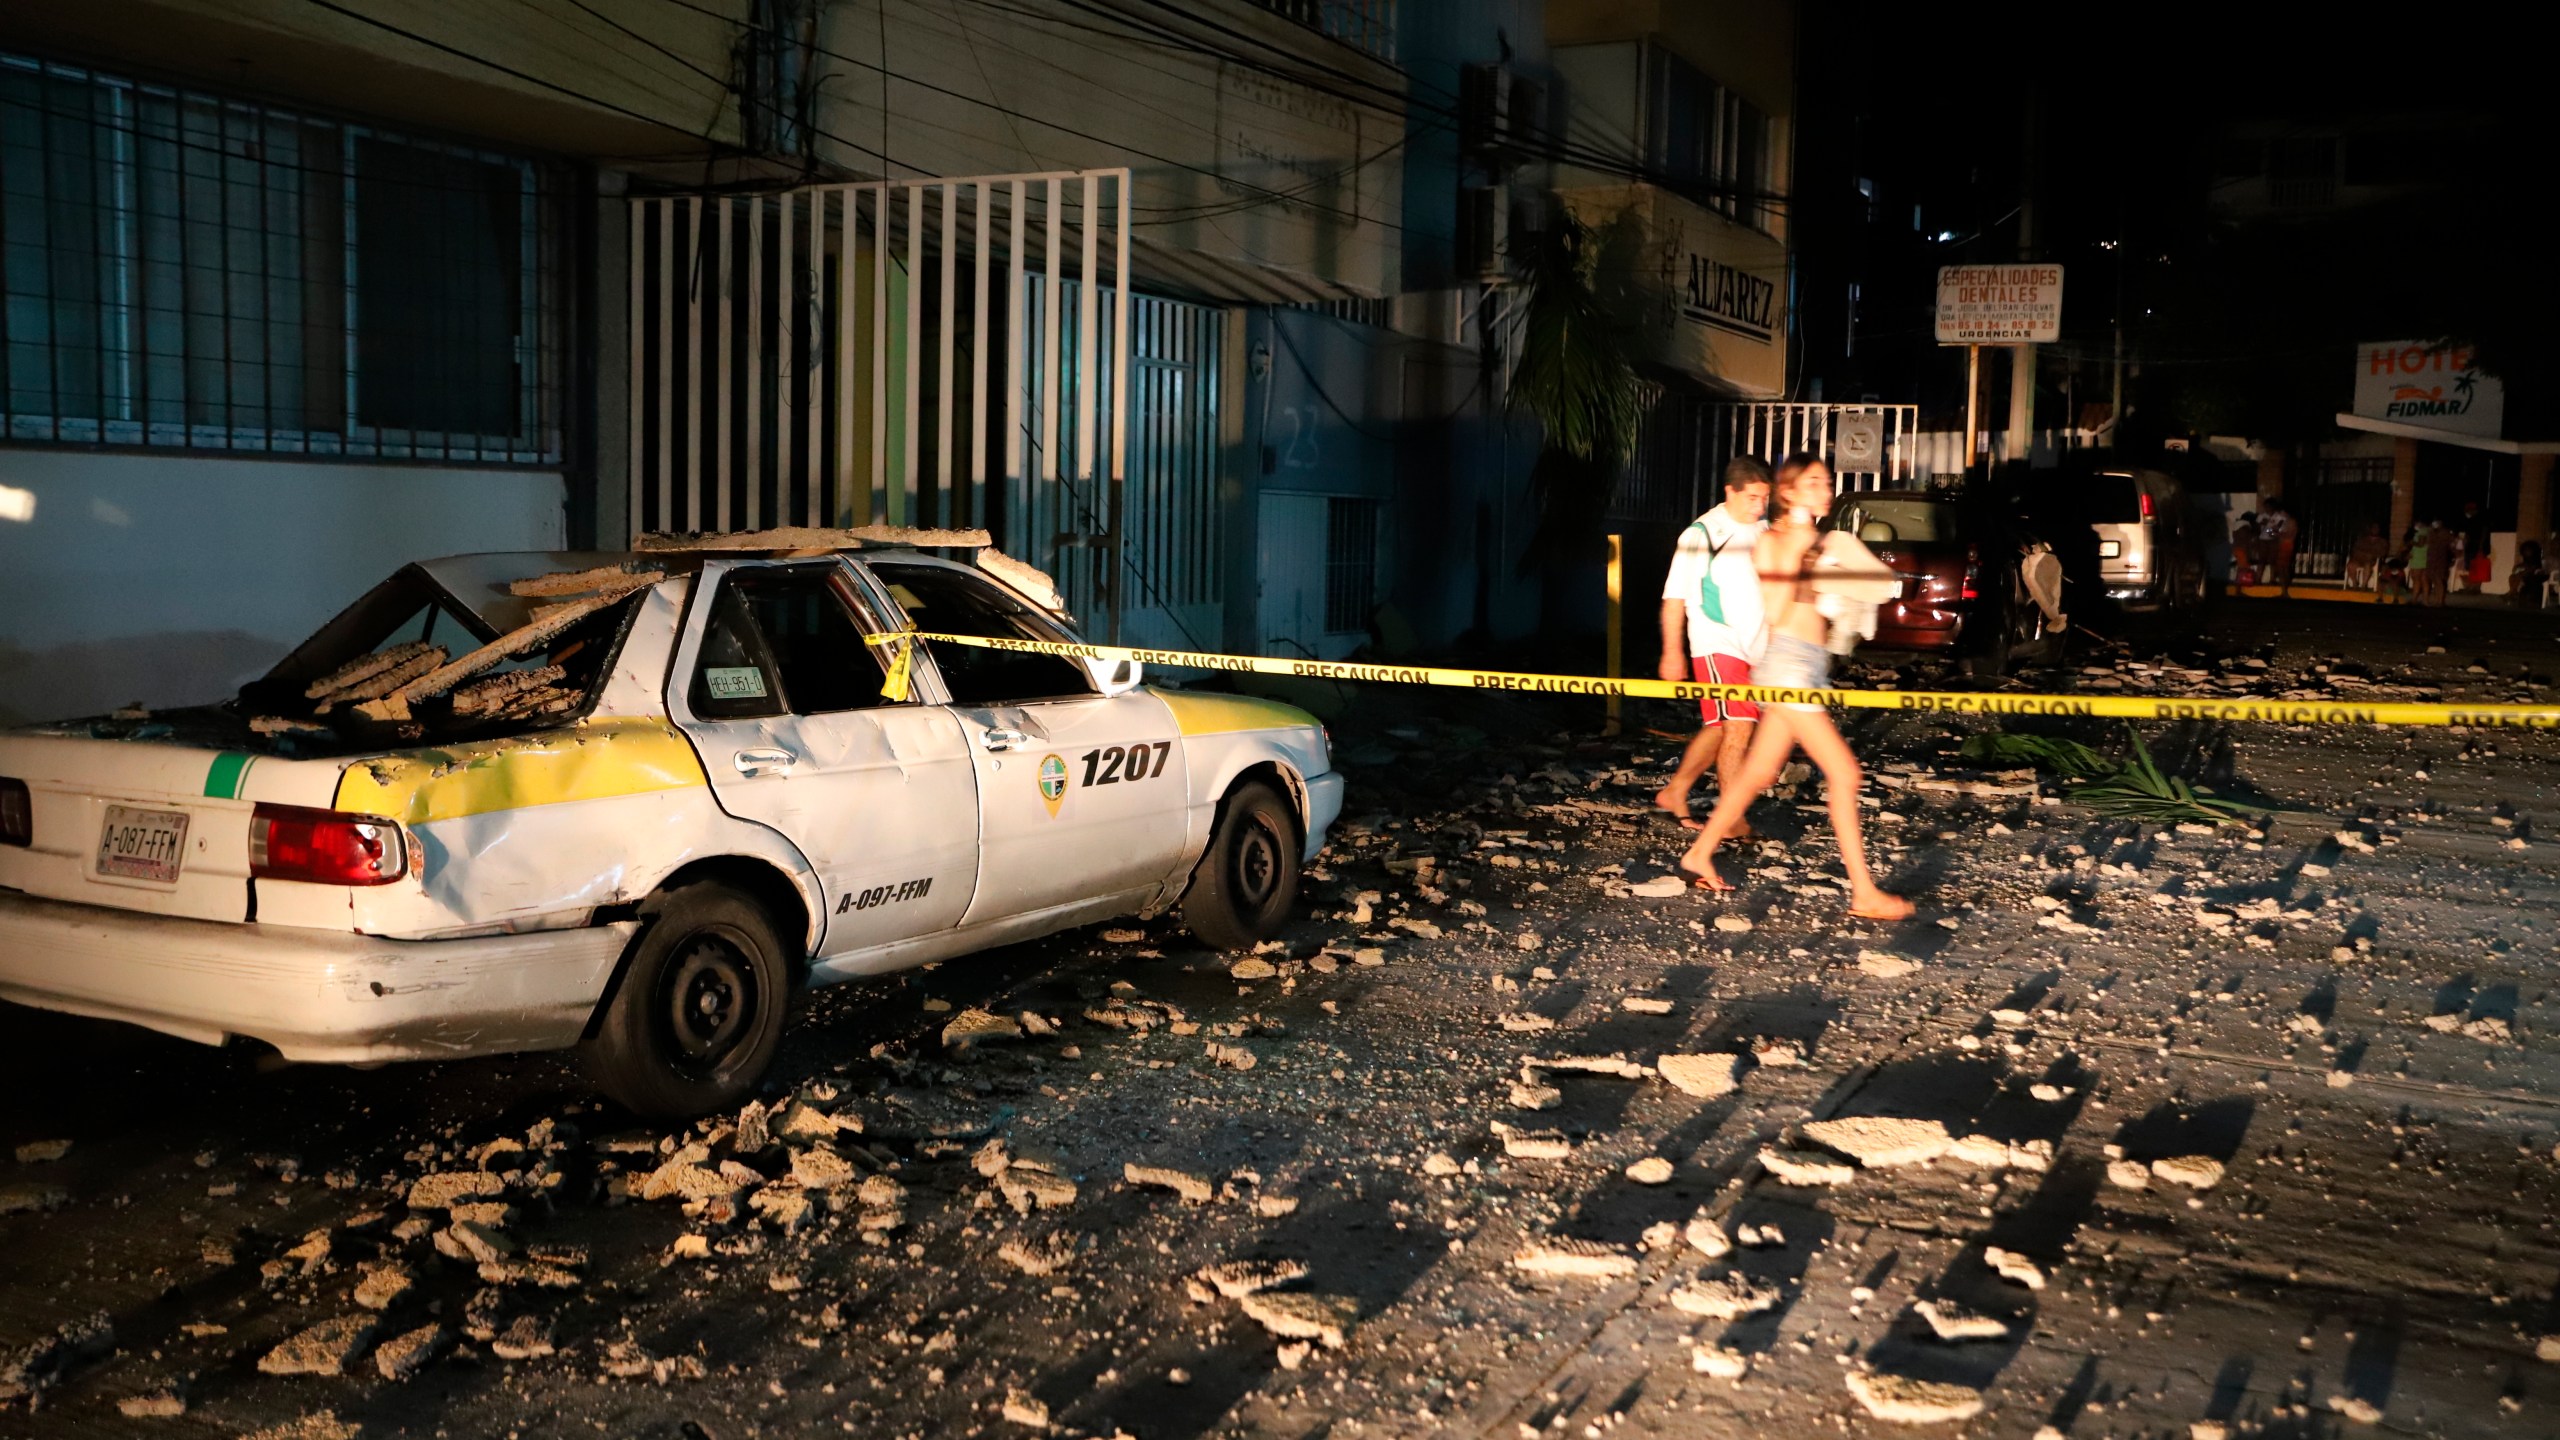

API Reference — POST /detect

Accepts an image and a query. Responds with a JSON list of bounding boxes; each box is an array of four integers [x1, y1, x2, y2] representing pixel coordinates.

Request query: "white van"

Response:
[[2090, 467, 2207, 613]]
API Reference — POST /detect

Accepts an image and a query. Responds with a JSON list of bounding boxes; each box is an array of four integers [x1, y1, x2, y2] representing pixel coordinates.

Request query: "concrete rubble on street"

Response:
[[5, 604, 2560, 1437]]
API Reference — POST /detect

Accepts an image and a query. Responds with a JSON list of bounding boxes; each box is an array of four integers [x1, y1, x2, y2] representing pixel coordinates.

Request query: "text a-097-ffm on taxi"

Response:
[[0, 539, 1342, 1117]]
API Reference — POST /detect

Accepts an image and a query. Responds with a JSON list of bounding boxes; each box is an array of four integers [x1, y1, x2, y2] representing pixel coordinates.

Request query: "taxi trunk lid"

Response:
[[0, 723, 340, 924]]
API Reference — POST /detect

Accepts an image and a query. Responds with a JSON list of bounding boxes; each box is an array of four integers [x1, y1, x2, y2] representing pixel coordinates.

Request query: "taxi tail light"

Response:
[[250, 804, 406, 885], [0, 778, 28, 847], [1960, 545, 1981, 601]]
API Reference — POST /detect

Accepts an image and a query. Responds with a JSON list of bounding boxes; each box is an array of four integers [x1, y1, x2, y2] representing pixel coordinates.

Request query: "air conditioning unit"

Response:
[[1458, 184, 1510, 281]]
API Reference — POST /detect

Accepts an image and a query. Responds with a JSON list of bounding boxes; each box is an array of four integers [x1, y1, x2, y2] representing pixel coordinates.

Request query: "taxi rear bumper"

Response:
[[0, 888, 636, 1064]]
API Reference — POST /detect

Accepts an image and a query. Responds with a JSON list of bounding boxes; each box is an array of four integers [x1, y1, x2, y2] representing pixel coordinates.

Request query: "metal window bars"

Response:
[[0, 50, 563, 464]]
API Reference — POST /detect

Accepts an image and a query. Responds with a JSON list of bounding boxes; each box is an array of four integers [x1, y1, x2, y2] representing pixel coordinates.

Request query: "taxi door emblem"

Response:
[[1037, 753, 1068, 817]]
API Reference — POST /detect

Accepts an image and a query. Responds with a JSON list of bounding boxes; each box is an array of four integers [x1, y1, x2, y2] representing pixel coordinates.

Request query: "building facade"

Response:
[[0, 0, 1799, 722]]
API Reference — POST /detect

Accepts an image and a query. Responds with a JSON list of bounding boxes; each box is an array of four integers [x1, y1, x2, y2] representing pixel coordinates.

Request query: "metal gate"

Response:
[[1610, 395, 1920, 524], [627, 168, 1222, 643], [2296, 458, 2393, 581]]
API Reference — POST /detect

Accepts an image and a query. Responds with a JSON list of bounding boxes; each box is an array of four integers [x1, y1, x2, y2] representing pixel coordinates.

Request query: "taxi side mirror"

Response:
[[1086, 656, 1144, 697]]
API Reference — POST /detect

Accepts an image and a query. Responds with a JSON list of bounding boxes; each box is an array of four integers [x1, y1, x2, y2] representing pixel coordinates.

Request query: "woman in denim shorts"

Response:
[[1677, 454, 1912, 922]]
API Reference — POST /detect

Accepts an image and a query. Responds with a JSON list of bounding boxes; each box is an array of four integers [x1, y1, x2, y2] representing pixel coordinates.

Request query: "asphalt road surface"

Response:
[[6, 596, 2560, 1439]]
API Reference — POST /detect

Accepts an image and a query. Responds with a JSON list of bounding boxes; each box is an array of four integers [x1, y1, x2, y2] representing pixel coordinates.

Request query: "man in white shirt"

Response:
[[1655, 455, 1772, 831]]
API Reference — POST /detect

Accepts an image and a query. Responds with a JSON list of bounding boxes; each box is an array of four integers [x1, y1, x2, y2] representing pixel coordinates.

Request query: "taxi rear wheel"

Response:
[[1181, 781, 1300, 952], [584, 883, 791, 1119]]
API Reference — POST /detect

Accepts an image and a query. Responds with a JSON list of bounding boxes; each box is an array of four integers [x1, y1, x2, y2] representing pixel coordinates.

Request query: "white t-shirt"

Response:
[[1662, 506, 1767, 661]]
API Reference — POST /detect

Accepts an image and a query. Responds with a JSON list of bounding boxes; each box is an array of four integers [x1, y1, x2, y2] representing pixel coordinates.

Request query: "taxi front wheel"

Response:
[[1181, 781, 1301, 951], [584, 882, 791, 1119]]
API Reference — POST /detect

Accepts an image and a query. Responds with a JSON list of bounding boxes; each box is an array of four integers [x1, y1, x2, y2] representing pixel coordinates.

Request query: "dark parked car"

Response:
[[1831, 490, 2061, 674]]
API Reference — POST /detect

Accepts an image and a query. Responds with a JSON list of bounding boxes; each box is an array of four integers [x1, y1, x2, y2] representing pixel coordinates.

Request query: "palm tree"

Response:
[[1506, 209, 1643, 576]]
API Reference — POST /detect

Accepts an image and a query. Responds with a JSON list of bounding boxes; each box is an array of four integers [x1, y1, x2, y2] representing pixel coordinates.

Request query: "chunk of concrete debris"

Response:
[[237, 1412, 362, 1440], [1196, 1258, 1310, 1299], [490, 1313, 555, 1360], [1125, 1163, 1215, 1204], [1799, 1116, 1953, 1168], [404, 1171, 505, 1210], [1846, 1371, 1986, 1424], [771, 1097, 854, 1143], [1529, 1053, 1652, 1079], [2106, 1159, 2151, 1190], [2327, 1394, 2384, 1424], [1422, 1153, 1462, 1177], [1498, 1013, 1557, 1033], [1500, 1129, 1574, 1160], [353, 1263, 414, 1311], [12, 1139, 71, 1164], [1509, 1081, 1563, 1110], [1627, 875, 1690, 898], [436, 1220, 515, 1265], [1684, 1213, 1732, 1259], [2149, 1155, 2225, 1190], [1001, 1390, 1052, 1428], [1206, 1041, 1258, 1071], [373, 1323, 450, 1381], [1238, 1291, 1357, 1348], [998, 1169, 1079, 1214], [942, 1008, 1023, 1048], [1230, 957, 1279, 981], [1255, 1193, 1300, 1218], [637, 1160, 747, 1203], [1657, 1052, 1743, 1099], [1625, 1156, 1675, 1185], [1856, 951, 1918, 978], [258, 1315, 378, 1377], [790, 1147, 860, 1191], [1914, 1299, 2009, 1341], [1510, 1237, 1638, 1279], [1759, 1147, 1856, 1187], [1692, 1346, 1749, 1379], [1713, 914, 1755, 933], [1621, 996, 1676, 1015], [115, 1385, 187, 1418], [0, 1182, 68, 1216], [1669, 1273, 1781, 1319], [748, 1185, 815, 1233], [2535, 1335, 2560, 1364], [1984, 1247, 2045, 1289], [1753, 1039, 1806, 1067], [998, 1234, 1079, 1277]]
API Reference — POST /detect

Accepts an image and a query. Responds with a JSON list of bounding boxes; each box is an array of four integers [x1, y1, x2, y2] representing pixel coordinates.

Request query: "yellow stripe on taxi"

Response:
[[1154, 689, 1318, 738], [332, 717, 708, 826]]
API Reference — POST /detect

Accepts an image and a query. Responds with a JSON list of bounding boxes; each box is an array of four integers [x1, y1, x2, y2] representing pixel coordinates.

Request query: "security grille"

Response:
[[1610, 393, 1919, 523], [629, 169, 1224, 646], [1323, 496, 1378, 633], [0, 50, 563, 462]]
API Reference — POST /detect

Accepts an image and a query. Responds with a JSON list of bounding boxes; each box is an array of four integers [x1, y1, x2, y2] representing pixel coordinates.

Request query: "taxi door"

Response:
[[668, 560, 980, 957], [856, 557, 1189, 926]]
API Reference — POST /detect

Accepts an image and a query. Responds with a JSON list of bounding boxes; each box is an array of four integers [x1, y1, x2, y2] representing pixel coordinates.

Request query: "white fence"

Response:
[[627, 169, 1222, 644]]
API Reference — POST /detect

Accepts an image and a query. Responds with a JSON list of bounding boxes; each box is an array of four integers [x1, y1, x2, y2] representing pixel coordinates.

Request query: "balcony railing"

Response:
[[1248, 0, 1395, 63]]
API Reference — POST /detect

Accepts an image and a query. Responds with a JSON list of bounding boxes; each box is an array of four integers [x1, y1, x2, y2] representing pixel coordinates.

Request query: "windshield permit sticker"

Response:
[[704, 667, 769, 701], [1038, 753, 1068, 817]]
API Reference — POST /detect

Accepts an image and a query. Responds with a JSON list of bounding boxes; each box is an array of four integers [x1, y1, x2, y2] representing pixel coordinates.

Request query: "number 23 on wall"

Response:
[[1081, 742, 1171, 786]]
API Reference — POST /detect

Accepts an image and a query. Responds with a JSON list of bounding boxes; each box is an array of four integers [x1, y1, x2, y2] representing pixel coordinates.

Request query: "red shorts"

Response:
[[1692, 654, 1758, 726]]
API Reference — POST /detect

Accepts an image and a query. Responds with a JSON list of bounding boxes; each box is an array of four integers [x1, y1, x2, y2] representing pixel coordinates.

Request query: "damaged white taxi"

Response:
[[0, 536, 1342, 1116]]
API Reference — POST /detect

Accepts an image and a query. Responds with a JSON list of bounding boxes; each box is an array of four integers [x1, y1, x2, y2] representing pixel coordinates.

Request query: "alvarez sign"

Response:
[[2352, 340, 2504, 439], [1935, 264, 2063, 344]]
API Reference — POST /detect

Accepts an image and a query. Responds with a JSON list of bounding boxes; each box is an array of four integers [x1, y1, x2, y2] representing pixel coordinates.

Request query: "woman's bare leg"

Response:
[[1789, 710, 1913, 919], [1679, 708, 1799, 886]]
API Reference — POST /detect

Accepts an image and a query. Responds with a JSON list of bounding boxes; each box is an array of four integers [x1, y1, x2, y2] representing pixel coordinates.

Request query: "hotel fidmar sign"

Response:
[[2352, 340, 2504, 439], [1935, 264, 2064, 344]]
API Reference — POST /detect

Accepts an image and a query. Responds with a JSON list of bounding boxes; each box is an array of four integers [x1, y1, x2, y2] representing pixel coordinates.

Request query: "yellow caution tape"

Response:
[[864, 631, 2560, 729]]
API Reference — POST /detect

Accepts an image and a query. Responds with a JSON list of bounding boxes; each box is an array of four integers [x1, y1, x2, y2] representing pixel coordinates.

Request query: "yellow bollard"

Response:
[[1604, 532, 1623, 736]]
